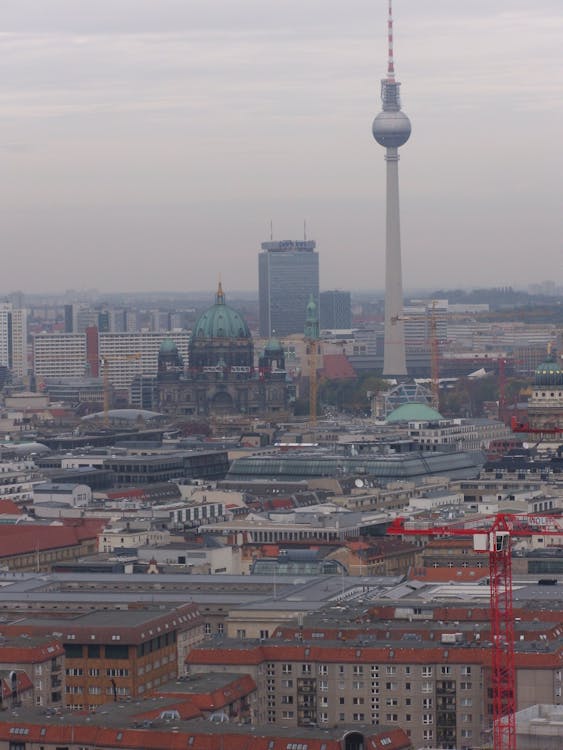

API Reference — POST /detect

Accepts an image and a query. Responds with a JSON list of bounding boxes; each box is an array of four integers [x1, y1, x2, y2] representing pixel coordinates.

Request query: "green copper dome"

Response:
[[191, 283, 251, 341], [535, 352, 563, 387], [386, 402, 443, 423]]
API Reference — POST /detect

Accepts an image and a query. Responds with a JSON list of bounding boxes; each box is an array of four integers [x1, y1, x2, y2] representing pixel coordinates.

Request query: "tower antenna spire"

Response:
[[387, 0, 395, 81]]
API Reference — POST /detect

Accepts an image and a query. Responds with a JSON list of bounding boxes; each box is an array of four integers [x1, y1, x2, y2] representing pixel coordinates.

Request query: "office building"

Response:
[[259, 240, 319, 337], [320, 290, 352, 330], [33, 330, 190, 391], [0, 303, 28, 378], [372, 1, 411, 376]]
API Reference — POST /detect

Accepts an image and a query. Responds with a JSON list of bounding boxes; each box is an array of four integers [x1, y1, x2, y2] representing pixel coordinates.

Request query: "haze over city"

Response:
[[1, 0, 562, 293]]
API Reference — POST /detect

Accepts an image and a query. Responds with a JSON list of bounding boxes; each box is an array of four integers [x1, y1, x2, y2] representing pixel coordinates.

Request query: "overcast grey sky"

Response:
[[0, 0, 561, 294]]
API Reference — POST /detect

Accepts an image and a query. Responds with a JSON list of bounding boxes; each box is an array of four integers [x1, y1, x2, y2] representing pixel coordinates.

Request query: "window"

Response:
[[105, 645, 128, 660], [236, 629, 246, 640], [385, 713, 398, 722], [281, 679, 293, 689], [302, 664, 312, 674], [423, 729, 433, 741], [319, 680, 328, 691], [319, 665, 328, 676], [462, 666, 472, 676], [319, 712, 328, 724], [352, 697, 364, 706], [260, 630, 269, 640], [441, 666, 451, 675], [462, 713, 473, 723], [352, 681, 364, 690], [353, 665, 364, 675], [352, 713, 365, 722], [423, 713, 433, 725], [282, 664, 292, 674], [281, 711, 294, 719], [386, 666, 396, 675], [281, 696, 293, 705], [385, 682, 397, 691], [422, 698, 432, 709], [422, 666, 433, 677], [460, 681, 472, 690], [385, 699, 398, 707]]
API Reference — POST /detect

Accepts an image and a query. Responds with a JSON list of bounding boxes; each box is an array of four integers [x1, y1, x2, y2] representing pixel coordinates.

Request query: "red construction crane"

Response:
[[387, 512, 563, 750], [511, 415, 563, 435]]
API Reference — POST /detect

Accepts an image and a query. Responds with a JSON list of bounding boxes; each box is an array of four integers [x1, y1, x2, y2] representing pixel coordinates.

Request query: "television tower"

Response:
[[373, 0, 411, 377]]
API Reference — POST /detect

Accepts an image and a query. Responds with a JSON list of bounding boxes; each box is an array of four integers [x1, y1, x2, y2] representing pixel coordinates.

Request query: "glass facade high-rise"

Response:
[[320, 290, 352, 330], [258, 240, 319, 337]]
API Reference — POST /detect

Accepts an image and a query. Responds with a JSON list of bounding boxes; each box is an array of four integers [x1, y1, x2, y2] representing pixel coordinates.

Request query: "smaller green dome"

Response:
[[159, 337, 178, 354], [386, 402, 443, 423]]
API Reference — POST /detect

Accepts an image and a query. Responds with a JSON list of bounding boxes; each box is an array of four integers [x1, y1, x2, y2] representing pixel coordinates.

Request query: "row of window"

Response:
[[271, 663, 472, 676]]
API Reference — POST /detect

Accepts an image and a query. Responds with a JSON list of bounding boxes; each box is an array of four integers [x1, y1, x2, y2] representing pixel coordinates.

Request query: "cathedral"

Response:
[[526, 348, 563, 431], [157, 284, 289, 417]]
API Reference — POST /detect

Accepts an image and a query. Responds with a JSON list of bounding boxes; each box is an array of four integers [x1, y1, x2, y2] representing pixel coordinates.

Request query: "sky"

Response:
[[0, 0, 562, 295]]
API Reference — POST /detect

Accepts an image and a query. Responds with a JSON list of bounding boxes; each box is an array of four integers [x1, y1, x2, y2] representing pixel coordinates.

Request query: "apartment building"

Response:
[[186, 613, 563, 750], [33, 330, 190, 390], [0, 635, 64, 708], [3, 602, 203, 710]]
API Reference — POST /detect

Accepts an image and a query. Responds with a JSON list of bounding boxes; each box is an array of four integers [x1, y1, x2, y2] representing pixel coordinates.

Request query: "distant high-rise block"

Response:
[[258, 240, 319, 337], [0, 303, 28, 378], [320, 291, 352, 330]]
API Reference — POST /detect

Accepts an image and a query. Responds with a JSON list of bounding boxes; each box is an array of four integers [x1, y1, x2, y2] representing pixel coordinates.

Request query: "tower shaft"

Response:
[[383, 147, 407, 376]]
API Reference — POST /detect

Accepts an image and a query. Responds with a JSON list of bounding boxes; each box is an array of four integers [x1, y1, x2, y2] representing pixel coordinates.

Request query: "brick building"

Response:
[[2, 602, 203, 710]]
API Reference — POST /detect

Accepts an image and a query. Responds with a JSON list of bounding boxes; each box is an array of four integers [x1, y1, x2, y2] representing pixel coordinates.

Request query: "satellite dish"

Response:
[[354, 479, 364, 488]]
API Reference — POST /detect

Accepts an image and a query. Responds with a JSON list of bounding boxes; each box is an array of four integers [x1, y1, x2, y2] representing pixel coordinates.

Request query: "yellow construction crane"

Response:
[[100, 352, 141, 426]]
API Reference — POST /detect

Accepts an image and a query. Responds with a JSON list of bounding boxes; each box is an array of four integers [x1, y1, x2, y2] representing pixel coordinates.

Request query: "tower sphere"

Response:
[[372, 110, 411, 148]]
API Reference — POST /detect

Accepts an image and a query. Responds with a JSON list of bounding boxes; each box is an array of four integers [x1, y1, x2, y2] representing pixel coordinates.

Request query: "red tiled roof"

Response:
[[319, 354, 356, 380], [0, 724, 411, 750], [161, 675, 257, 712], [0, 500, 21, 514], [0, 640, 64, 663], [0, 525, 87, 557], [410, 567, 488, 583], [1, 671, 33, 698], [187, 640, 563, 670]]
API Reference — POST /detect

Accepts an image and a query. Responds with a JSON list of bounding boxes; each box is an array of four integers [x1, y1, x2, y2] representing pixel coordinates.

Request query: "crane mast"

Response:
[[387, 512, 563, 750]]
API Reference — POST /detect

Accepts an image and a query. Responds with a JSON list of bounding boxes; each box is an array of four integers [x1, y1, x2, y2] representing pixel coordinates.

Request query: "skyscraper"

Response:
[[0, 303, 28, 378], [320, 290, 352, 330], [258, 240, 319, 337], [372, 0, 411, 377]]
